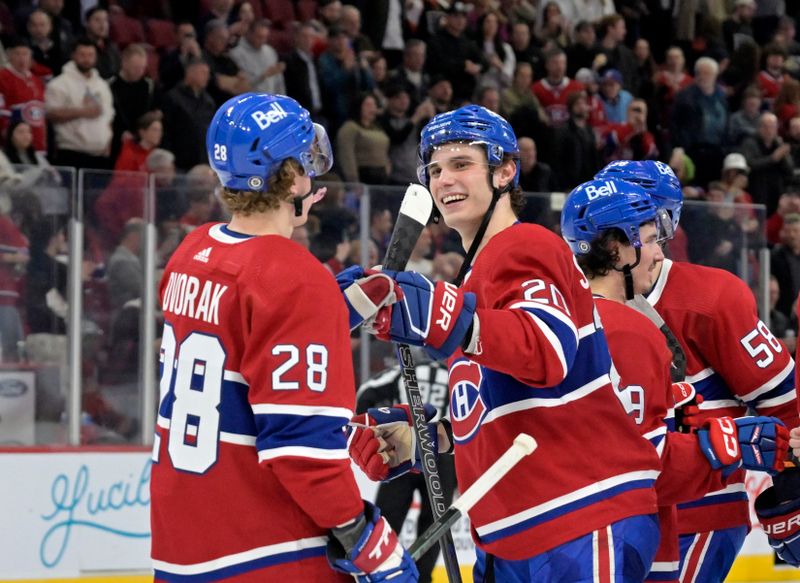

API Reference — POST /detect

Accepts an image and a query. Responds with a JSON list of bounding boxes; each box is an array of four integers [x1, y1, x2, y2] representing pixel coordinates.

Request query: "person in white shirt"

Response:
[[229, 19, 285, 95], [45, 37, 114, 169]]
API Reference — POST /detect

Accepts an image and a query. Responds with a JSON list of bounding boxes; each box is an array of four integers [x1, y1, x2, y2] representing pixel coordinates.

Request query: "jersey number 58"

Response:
[[740, 320, 783, 369]]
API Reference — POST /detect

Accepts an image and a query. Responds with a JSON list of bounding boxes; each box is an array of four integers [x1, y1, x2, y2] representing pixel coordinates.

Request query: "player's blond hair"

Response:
[[220, 159, 303, 216]]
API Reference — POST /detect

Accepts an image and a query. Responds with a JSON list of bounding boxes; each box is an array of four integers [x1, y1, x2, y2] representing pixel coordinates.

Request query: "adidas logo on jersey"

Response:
[[193, 247, 212, 263]]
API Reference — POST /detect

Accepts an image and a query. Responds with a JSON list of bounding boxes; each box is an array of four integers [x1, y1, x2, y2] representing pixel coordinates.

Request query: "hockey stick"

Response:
[[626, 294, 687, 382], [409, 433, 538, 561], [382, 184, 463, 582]]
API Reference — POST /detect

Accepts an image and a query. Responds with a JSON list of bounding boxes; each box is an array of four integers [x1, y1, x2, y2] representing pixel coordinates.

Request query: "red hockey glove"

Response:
[[671, 382, 703, 433]]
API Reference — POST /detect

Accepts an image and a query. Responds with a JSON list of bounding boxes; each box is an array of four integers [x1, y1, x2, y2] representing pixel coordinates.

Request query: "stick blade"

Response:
[[383, 183, 434, 270], [398, 183, 433, 225]]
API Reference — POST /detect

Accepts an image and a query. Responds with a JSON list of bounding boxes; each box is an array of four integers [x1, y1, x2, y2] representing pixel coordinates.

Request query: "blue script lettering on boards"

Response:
[[39, 460, 151, 568]]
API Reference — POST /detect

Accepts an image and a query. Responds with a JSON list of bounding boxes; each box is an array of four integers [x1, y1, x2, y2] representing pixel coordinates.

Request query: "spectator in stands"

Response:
[[196, 0, 234, 44], [180, 184, 215, 230], [341, 4, 375, 59], [389, 39, 427, 107], [230, 19, 285, 95], [368, 54, 389, 111], [599, 68, 632, 124], [84, 7, 119, 80], [742, 111, 795, 216], [26, 9, 64, 78], [284, 23, 324, 122], [38, 0, 74, 71], [476, 11, 515, 90], [768, 275, 793, 347], [475, 85, 501, 113], [727, 85, 763, 146], [631, 39, 656, 99], [501, 61, 545, 120], [381, 84, 434, 185], [358, 0, 407, 69], [787, 116, 800, 169], [758, 43, 788, 106], [775, 78, 800, 134], [0, 204, 28, 361], [532, 48, 583, 127], [509, 22, 543, 79], [4, 118, 49, 167], [688, 182, 744, 274], [722, 0, 757, 56], [606, 98, 657, 160], [25, 220, 65, 335], [554, 90, 602, 189], [671, 57, 729, 187], [771, 212, 800, 318], [653, 46, 692, 139], [596, 14, 637, 92], [110, 43, 161, 164], [0, 36, 47, 153], [535, 2, 570, 49], [319, 26, 374, 133], [426, 75, 453, 117], [114, 111, 163, 173], [566, 20, 599, 78], [336, 92, 390, 184], [107, 218, 143, 318], [517, 136, 556, 193], [160, 57, 215, 171], [767, 191, 800, 245], [426, 2, 485, 104], [369, 203, 393, 259], [45, 38, 114, 170], [318, 0, 344, 29], [574, 67, 608, 136], [202, 19, 250, 106], [226, 1, 255, 47], [719, 152, 754, 206], [159, 22, 202, 92]]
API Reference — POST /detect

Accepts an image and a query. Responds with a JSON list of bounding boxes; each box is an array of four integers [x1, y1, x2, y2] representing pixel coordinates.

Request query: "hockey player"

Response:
[[596, 160, 800, 582], [341, 104, 663, 582], [150, 93, 418, 582], [560, 177, 789, 583]]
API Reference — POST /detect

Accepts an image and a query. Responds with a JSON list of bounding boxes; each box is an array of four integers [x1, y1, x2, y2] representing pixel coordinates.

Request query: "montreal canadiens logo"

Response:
[[449, 359, 486, 444]]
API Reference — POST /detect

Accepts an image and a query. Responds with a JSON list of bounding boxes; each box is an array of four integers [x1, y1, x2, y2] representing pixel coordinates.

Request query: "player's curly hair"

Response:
[[220, 158, 303, 216], [502, 153, 524, 216], [576, 228, 627, 278]]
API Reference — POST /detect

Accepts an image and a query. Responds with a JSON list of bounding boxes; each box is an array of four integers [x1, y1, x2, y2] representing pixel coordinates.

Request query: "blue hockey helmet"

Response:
[[206, 93, 333, 191], [417, 105, 520, 187], [595, 160, 683, 230], [561, 178, 673, 255]]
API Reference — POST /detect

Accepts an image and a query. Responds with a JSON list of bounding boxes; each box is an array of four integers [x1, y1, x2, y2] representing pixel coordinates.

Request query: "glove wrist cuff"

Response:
[[462, 313, 480, 354]]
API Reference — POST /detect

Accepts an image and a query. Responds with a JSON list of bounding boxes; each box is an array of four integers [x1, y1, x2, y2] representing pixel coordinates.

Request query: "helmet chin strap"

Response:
[[612, 247, 642, 301], [292, 188, 315, 217], [453, 168, 512, 286]]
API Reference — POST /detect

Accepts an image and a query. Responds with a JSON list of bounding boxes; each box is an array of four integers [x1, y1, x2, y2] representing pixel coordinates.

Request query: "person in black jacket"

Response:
[[284, 23, 324, 122], [553, 91, 602, 190], [160, 57, 216, 171]]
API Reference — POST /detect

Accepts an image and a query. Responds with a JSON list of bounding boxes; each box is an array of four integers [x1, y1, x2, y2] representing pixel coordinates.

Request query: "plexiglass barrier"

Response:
[[0, 171, 772, 446]]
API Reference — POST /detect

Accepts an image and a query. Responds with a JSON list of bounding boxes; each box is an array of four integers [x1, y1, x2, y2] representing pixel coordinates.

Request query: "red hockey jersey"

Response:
[[150, 223, 361, 581], [532, 77, 584, 126], [0, 65, 46, 152], [596, 298, 726, 583], [646, 259, 798, 535], [449, 223, 660, 560]]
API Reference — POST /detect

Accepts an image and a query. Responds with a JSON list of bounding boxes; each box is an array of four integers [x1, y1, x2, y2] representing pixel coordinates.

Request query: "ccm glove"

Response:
[[349, 404, 441, 481], [328, 501, 419, 582], [756, 468, 800, 566], [697, 416, 788, 476], [337, 265, 400, 331], [378, 270, 477, 360], [671, 382, 703, 433]]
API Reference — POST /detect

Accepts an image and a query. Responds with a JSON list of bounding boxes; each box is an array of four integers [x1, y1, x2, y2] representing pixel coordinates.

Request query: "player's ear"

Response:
[[492, 160, 516, 190]]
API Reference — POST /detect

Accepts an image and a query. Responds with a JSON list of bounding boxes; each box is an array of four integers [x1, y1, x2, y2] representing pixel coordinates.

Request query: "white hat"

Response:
[[723, 152, 749, 173]]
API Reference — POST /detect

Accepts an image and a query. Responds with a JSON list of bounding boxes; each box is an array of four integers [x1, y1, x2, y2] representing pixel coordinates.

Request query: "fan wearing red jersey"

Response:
[[342, 105, 663, 582], [597, 160, 799, 583], [150, 93, 417, 583], [561, 177, 788, 583]]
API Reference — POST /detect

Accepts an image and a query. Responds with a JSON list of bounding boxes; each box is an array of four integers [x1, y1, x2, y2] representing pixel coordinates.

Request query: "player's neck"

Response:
[[227, 209, 294, 238], [458, 203, 518, 261], [589, 275, 626, 303]]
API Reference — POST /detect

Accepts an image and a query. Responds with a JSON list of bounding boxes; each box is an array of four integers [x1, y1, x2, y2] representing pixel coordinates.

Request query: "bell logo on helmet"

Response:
[[251, 102, 289, 130], [655, 161, 673, 176], [584, 180, 617, 201]]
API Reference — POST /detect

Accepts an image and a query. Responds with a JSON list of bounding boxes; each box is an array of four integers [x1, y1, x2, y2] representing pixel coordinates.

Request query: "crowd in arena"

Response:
[[1, 0, 800, 441]]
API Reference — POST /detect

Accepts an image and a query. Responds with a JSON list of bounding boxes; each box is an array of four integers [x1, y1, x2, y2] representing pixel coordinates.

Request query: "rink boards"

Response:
[[0, 449, 796, 582]]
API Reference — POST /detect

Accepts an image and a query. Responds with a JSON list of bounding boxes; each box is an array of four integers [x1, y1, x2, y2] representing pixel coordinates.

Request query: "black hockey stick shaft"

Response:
[[383, 186, 463, 582], [409, 433, 537, 560]]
